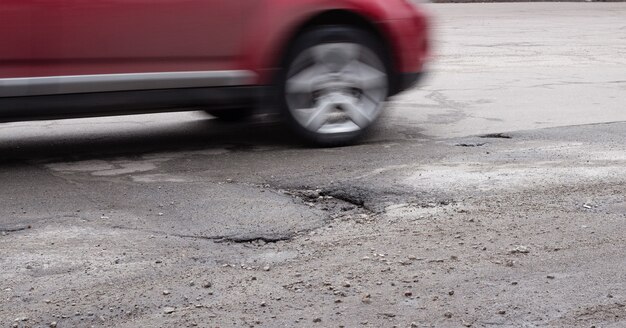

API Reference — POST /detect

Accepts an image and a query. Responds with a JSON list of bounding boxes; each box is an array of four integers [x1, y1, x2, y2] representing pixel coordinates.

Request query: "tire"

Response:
[[278, 26, 392, 146], [205, 107, 254, 122]]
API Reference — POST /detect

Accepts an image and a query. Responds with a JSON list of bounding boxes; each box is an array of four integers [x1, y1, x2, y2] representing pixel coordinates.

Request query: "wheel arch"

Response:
[[273, 9, 401, 94]]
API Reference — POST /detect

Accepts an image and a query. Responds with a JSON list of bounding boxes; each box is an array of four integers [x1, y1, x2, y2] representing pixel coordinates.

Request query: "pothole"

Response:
[[283, 186, 372, 212]]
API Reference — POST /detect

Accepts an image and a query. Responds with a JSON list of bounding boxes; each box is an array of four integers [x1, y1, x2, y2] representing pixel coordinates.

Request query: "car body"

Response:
[[0, 0, 430, 145]]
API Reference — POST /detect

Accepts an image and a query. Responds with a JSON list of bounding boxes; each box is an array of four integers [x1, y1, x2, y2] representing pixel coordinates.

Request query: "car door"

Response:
[[0, 0, 243, 81]]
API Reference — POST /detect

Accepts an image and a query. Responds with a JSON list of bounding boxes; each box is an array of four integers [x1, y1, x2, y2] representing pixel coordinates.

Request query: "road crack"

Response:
[[0, 225, 31, 233], [480, 133, 512, 139]]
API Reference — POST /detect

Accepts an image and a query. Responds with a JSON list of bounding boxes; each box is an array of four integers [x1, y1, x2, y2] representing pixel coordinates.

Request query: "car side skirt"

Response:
[[0, 70, 256, 97]]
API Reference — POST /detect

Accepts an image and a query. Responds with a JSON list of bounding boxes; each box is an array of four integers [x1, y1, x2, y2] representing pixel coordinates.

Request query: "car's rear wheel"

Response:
[[279, 26, 391, 146]]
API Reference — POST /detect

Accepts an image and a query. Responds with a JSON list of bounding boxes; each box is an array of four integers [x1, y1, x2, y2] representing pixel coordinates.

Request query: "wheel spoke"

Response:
[[344, 61, 387, 90], [303, 101, 333, 132], [287, 64, 326, 94], [361, 89, 378, 103], [340, 98, 371, 128]]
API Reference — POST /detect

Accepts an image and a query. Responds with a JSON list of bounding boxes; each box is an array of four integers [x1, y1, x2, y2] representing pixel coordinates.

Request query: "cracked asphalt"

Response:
[[2, 3, 626, 328]]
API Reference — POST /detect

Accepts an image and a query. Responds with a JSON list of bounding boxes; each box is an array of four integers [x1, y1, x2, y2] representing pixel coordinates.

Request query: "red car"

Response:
[[0, 0, 429, 145]]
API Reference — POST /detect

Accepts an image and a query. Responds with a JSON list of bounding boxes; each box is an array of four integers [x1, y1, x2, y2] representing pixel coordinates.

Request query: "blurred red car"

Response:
[[0, 0, 429, 145]]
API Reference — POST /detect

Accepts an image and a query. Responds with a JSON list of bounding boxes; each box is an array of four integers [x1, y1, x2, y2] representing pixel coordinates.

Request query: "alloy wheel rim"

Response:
[[285, 43, 388, 134]]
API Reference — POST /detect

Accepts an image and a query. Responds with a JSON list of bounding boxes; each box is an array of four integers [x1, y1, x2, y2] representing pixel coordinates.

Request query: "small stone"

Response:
[[448, 290, 455, 296], [509, 245, 530, 254], [203, 282, 212, 288], [497, 310, 506, 315], [343, 282, 351, 288], [411, 323, 419, 328], [163, 290, 170, 295], [163, 307, 176, 314], [313, 318, 322, 323], [444, 312, 453, 318], [333, 290, 347, 297], [260, 301, 266, 307], [547, 275, 555, 279], [263, 266, 270, 271], [404, 291, 413, 297], [511, 281, 518, 285], [50, 322, 57, 328]]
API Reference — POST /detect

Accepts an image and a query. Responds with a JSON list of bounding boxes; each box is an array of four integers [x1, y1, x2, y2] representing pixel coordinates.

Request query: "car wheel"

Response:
[[279, 26, 391, 146], [205, 107, 254, 122]]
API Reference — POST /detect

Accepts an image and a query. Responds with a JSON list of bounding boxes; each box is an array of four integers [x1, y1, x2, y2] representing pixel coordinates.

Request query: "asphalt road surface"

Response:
[[2, 3, 626, 328]]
